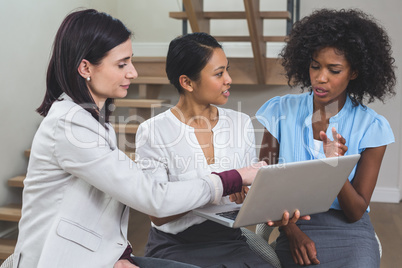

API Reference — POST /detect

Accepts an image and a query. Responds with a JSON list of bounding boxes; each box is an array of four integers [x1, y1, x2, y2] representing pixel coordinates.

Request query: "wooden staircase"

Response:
[[0, 174, 24, 261], [168, 0, 290, 85]]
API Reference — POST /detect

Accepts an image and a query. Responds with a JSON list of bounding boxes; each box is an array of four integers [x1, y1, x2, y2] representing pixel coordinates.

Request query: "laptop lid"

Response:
[[193, 154, 360, 228]]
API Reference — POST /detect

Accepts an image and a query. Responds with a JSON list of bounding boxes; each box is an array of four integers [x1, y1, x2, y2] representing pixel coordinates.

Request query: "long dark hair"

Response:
[[37, 9, 132, 124], [166, 32, 222, 94]]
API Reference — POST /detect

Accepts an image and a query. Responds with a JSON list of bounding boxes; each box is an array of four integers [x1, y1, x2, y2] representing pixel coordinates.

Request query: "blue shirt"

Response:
[[256, 92, 394, 210]]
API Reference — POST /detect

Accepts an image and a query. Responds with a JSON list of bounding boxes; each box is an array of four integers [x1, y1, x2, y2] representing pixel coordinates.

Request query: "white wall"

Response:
[[0, 0, 116, 232], [0, 0, 400, 231]]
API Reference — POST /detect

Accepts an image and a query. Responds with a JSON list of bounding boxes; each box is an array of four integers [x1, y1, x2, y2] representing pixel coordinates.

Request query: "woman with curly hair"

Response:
[[256, 9, 396, 267]]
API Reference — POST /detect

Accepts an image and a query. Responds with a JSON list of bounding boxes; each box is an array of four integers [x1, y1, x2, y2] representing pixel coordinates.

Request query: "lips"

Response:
[[222, 89, 230, 97], [313, 87, 328, 97]]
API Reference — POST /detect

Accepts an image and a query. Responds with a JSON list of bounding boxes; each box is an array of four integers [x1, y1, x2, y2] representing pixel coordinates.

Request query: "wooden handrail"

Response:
[[244, 0, 266, 84], [170, 11, 291, 20], [183, 0, 209, 33]]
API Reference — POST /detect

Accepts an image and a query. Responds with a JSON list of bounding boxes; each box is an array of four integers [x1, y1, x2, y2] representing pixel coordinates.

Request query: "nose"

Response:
[[225, 71, 232, 86], [316, 70, 328, 83], [127, 62, 138, 80]]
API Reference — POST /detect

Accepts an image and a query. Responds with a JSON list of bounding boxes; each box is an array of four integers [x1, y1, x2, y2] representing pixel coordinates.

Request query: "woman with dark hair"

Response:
[[13, 9, 269, 268], [135, 32, 310, 268], [256, 9, 396, 267]]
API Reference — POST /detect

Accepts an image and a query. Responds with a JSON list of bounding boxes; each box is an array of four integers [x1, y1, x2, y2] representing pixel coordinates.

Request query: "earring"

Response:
[[86, 77, 91, 82]]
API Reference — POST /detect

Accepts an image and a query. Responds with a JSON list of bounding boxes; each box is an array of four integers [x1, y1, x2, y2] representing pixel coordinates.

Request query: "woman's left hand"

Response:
[[267, 210, 311, 227], [229, 186, 249, 204], [320, 127, 348, 157]]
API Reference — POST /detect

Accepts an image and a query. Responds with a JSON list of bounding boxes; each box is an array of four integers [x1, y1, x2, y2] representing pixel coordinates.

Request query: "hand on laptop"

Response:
[[229, 186, 249, 204], [236, 161, 268, 186], [320, 127, 348, 157], [267, 209, 311, 227]]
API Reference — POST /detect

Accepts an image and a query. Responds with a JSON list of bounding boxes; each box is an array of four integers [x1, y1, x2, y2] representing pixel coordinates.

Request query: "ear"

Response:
[[77, 59, 91, 79], [350, 70, 358, 80], [179, 75, 194, 93]]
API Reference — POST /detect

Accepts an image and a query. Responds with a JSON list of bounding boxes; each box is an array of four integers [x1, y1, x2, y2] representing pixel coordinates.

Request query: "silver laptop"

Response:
[[193, 154, 360, 228]]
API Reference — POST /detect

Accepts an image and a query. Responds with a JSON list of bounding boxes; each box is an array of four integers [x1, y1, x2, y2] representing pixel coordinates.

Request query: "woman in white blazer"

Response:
[[12, 9, 271, 268]]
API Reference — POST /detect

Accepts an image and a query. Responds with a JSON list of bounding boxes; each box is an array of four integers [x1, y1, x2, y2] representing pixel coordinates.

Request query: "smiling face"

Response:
[[310, 46, 357, 110], [84, 39, 138, 107], [190, 48, 232, 106]]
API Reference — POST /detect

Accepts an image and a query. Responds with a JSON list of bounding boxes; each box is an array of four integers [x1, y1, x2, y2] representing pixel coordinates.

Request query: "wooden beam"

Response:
[[170, 11, 291, 20], [0, 204, 22, 222], [8, 176, 25, 188], [0, 239, 16, 260], [214, 35, 287, 42], [131, 57, 286, 85], [227, 58, 286, 85], [183, 0, 209, 33], [131, 77, 169, 85], [244, 0, 266, 84]]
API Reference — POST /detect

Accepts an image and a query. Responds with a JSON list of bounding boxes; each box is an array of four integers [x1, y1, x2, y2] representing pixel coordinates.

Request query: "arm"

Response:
[[337, 146, 386, 222], [321, 128, 387, 222], [55, 109, 246, 218]]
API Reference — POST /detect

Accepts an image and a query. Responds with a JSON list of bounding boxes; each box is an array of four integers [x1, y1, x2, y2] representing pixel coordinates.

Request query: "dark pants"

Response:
[[276, 210, 380, 268], [145, 220, 274, 268], [131, 256, 200, 268]]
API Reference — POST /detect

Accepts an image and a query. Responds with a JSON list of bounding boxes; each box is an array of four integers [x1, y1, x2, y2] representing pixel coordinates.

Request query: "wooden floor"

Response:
[[128, 202, 402, 267], [370, 202, 402, 268]]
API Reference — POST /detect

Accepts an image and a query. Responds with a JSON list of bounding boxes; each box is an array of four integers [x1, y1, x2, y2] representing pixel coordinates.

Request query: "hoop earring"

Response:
[[86, 77, 91, 82]]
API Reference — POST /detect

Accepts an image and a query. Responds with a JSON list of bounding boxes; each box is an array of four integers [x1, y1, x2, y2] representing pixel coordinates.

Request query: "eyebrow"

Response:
[[328, 64, 343, 67], [213, 61, 230, 71], [119, 56, 131, 61], [311, 59, 343, 68]]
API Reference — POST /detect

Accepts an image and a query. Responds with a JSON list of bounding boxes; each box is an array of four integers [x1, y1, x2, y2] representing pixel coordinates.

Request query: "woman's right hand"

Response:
[[236, 161, 267, 185], [267, 209, 310, 227], [284, 224, 320, 266], [320, 127, 348, 157]]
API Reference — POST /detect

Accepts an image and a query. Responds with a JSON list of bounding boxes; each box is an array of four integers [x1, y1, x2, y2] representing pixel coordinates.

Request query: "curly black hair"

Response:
[[280, 9, 396, 106]]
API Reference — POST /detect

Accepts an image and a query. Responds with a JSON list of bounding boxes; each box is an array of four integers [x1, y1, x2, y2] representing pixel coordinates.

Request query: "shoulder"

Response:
[[45, 98, 98, 131], [218, 107, 250, 120], [138, 109, 171, 130], [257, 92, 309, 116], [353, 104, 391, 126], [349, 104, 394, 147]]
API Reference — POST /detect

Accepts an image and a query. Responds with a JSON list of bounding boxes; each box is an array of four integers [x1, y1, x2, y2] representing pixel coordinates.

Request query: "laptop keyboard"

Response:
[[216, 209, 240, 220]]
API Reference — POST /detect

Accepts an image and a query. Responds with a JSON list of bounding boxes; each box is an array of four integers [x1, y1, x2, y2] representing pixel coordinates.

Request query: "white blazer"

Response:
[[13, 95, 222, 268]]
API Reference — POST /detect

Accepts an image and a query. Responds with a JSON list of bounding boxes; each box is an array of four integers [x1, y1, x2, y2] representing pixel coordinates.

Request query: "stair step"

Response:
[[124, 151, 136, 161], [0, 204, 22, 222], [130, 77, 169, 85], [0, 239, 16, 261], [114, 99, 170, 108], [112, 124, 140, 134], [8, 176, 25, 188], [214, 35, 287, 42], [170, 11, 291, 20]]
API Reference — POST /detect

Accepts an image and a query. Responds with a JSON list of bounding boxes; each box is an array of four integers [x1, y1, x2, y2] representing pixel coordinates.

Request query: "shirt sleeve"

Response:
[[53, 108, 222, 218], [135, 122, 169, 183], [359, 114, 395, 150], [256, 96, 281, 142]]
